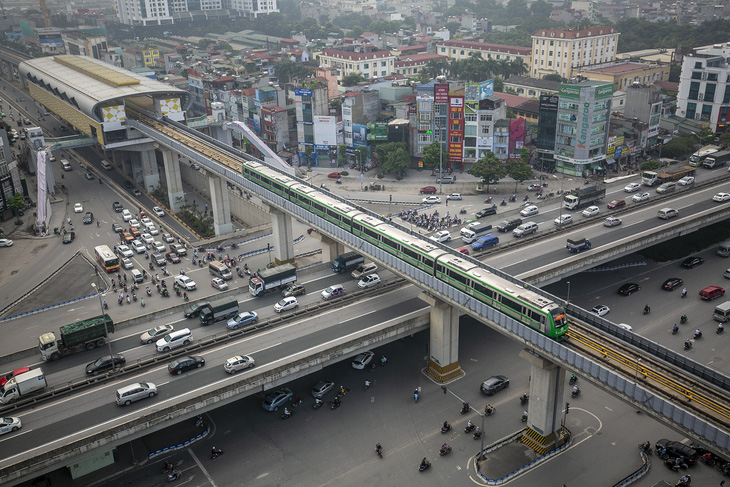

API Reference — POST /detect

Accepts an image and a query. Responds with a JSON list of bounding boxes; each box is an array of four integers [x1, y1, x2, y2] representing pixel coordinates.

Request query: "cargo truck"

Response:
[[563, 186, 606, 210], [184, 301, 209, 318], [249, 263, 298, 296], [703, 149, 730, 169], [199, 297, 239, 325], [689, 145, 720, 167], [332, 252, 365, 273], [0, 368, 47, 404], [38, 315, 114, 361], [641, 166, 695, 187], [566, 237, 591, 253]]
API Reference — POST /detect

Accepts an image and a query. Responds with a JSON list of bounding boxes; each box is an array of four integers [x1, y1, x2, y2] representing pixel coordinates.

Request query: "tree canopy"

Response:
[[422, 141, 449, 169], [470, 152, 507, 190]]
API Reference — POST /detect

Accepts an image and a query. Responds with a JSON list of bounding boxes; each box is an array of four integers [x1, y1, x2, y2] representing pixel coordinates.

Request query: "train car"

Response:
[[289, 183, 360, 231]]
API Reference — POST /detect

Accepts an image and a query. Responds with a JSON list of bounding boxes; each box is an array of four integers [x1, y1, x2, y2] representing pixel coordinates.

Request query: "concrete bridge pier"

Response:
[[305, 230, 344, 263], [269, 208, 295, 262], [139, 148, 160, 191], [419, 293, 464, 382], [160, 147, 185, 213], [519, 349, 569, 455], [209, 174, 233, 236]]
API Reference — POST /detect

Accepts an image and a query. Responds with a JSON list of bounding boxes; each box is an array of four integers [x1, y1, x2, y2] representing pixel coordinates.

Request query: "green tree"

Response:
[[197, 38, 214, 50], [353, 147, 368, 171], [543, 73, 564, 82], [422, 141, 448, 170], [717, 132, 730, 147], [273, 59, 313, 84], [640, 160, 661, 171], [383, 147, 410, 177], [341, 72, 365, 86], [7, 193, 24, 219], [470, 152, 506, 191], [506, 159, 533, 191], [338, 144, 348, 167], [445, 22, 462, 36], [493, 77, 504, 92], [660, 136, 694, 158]]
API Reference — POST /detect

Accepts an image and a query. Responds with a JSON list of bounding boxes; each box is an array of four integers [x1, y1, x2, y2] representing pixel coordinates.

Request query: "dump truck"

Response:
[[0, 368, 47, 404], [199, 297, 239, 325], [249, 263, 297, 296], [38, 315, 114, 361], [563, 186, 606, 210], [332, 252, 365, 273], [641, 166, 695, 187], [566, 237, 592, 253]]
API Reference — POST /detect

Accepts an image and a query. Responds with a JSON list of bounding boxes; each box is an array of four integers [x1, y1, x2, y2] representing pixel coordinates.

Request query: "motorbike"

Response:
[[718, 325, 725, 334], [473, 430, 484, 440], [459, 208, 467, 215], [464, 423, 475, 433], [419, 460, 431, 472], [184, 294, 189, 302], [118, 296, 123, 305], [141, 299, 145, 307], [167, 470, 182, 482], [176, 288, 182, 297], [313, 400, 323, 410], [237, 269, 244, 278], [571, 388, 581, 398], [126, 295, 131, 304], [291, 397, 303, 408], [161, 289, 170, 297], [336, 178, 342, 184], [521, 414, 528, 423], [414, 390, 419, 403], [330, 400, 341, 410], [132, 293, 137, 302], [161, 280, 167, 288], [500, 200, 507, 206], [211, 449, 223, 459], [644, 306, 650, 315], [103, 301, 108, 310], [666, 458, 688, 471], [694, 330, 702, 339], [681, 290, 687, 298], [460, 404, 470, 415], [680, 315, 687, 324], [569, 375, 577, 385], [485, 406, 496, 416], [509, 194, 516, 202], [439, 445, 452, 456], [672, 325, 679, 335], [639, 442, 652, 455], [146, 288, 152, 297], [281, 411, 293, 420], [440, 423, 451, 434], [485, 196, 492, 203], [376, 445, 383, 458], [520, 394, 529, 405], [684, 340, 692, 350]]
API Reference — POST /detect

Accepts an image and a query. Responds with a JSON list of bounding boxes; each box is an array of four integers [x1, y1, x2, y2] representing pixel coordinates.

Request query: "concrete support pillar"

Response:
[[161, 148, 185, 213], [305, 230, 344, 262], [269, 208, 295, 262], [519, 349, 569, 454], [209, 175, 233, 236], [419, 293, 463, 382], [214, 124, 233, 146], [139, 148, 160, 191]]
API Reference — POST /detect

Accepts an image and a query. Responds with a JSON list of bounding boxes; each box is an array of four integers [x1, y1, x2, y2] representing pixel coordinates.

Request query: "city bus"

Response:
[[94, 245, 120, 273]]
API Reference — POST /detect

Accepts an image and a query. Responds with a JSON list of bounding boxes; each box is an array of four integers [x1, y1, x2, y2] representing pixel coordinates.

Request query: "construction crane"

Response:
[[39, 0, 51, 27]]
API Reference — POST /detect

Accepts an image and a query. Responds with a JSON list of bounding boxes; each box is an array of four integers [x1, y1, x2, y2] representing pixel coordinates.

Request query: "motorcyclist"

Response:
[[364, 379, 370, 388], [673, 324, 679, 333], [376, 443, 382, 453], [679, 474, 690, 485], [333, 397, 341, 407], [420, 458, 428, 468], [283, 408, 290, 417], [572, 385, 580, 395], [340, 385, 347, 395], [681, 314, 687, 322], [694, 328, 701, 338], [461, 402, 469, 412], [719, 323, 725, 333], [441, 443, 449, 452], [522, 410, 528, 419], [164, 461, 172, 471], [466, 419, 473, 429], [681, 288, 687, 297], [474, 426, 482, 436], [644, 304, 650, 313], [569, 374, 576, 383], [212, 446, 221, 456], [381, 355, 388, 366], [314, 398, 323, 406], [485, 404, 494, 414], [442, 420, 450, 430], [685, 339, 692, 349]]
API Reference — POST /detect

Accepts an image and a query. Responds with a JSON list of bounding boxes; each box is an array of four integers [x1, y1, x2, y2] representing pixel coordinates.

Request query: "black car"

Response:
[[152, 253, 166, 266], [112, 202, 123, 212], [617, 283, 640, 296], [112, 223, 123, 233], [62, 231, 75, 244], [480, 375, 509, 395], [661, 278, 683, 291], [82, 212, 93, 224], [85, 354, 126, 375], [165, 252, 181, 264], [168, 355, 205, 375], [681, 256, 704, 269], [655, 439, 698, 465], [475, 207, 497, 219], [124, 181, 134, 190]]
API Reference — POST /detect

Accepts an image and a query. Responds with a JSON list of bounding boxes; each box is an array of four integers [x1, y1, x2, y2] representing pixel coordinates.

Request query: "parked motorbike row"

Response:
[[398, 209, 463, 231]]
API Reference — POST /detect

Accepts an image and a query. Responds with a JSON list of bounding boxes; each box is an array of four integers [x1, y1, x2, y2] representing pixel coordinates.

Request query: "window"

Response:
[[701, 104, 713, 121], [723, 85, 730, 104], [449, 135, 461, 143], [419, 133, 431, 142], [708, 73, 718, 81], [694, 62, 703, 69], [465, 113, 477, 122], [481, 126, 490, 134], [691, 71, 702, 80], [381, 61, 386, 67], [704, 83, 716, 102], [688, 81, 700, 100], [686, 102, 697, 120]]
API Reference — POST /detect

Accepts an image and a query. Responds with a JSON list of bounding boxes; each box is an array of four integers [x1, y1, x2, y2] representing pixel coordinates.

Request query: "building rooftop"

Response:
[[532, 26, 619, 39], [437, 39, 531, 56], [504, 75, 560, 91], [581, 62, 661, 75], [321, 48, 393, 61]]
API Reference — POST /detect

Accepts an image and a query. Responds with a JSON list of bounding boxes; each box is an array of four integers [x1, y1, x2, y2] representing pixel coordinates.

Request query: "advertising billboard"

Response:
[[479, 79, 494, 100], [314, 116, 337, 146], [434, 84, 449, 104], [448, 96, 464, 163], [294, 88, 312, 97], [352, 123, 368, 147]]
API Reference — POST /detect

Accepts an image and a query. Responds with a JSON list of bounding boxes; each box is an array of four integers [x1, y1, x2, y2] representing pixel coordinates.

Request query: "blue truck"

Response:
[[472, 234, 499, 251], [566, 237, 591, 253]]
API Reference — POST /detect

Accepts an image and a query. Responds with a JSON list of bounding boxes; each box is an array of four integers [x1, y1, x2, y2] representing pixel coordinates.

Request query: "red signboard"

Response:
[[435, 84, 449, 104], [448, 96, 464, 164]]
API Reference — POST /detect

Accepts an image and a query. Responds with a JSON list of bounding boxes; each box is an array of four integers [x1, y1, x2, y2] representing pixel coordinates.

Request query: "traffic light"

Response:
[[565, 402, 570, 414]]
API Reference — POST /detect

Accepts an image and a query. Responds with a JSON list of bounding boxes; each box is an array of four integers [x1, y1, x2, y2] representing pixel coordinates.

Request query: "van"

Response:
[[460, 223, 492, 243], [512, 221, 538, 237], [100, 159, 112, 170], [209, 260, 233, 280], [699, 286, 725, 301], [713, 301, 730, 322], [657, 208, 678, 220], [497, 218, 522, 232], [717, 241, 730, 257], [321, 284, 345, 300], [436, 175, 456, 184], [116, 382, 157, 406], [131, 269, 143, 283], [656, 182, 676, 194], [61, 159, 72, 171], [156, 328, 193, 352], [472, 234, 499, 251]]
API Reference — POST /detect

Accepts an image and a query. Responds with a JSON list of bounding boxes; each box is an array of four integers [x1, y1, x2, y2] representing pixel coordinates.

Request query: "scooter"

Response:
[[500, 200, 507, 206], [569, 375, 577, 385], [718, 325, 725, 334], [313, 400, 323, 410], [281, 411, 293, 420], [485, 406, 496, 416], [167, 470, 182, 482], [520, 394, 529, 405], [473, 430, 484, 439], [680, 315, 687, 324], [485, 196, 492, 203], [672, 325, 679, 335], [571, 388, 581, 398], [211, 449, 223, 459], [459, 208, 467, 214], [419, 460, 431, 472], [464, 423, 475, 433], [440, 423, 451, 434], [521, 414, 528, 423], [439, 445, 452, 456], [694, 330, 702, 339], [376, 444, 383, 458], [460, 404, 470, 415]]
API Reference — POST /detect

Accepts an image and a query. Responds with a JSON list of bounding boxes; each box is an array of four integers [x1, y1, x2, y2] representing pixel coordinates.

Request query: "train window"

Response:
[[272, 181, 285, 193], [501, 297, 523, 314], [527, 309, 542, 322], [401, 246, 418, 261], [365, 227, 380, 240], [447, 269, 468, 286], [472, 282, 494, 300]]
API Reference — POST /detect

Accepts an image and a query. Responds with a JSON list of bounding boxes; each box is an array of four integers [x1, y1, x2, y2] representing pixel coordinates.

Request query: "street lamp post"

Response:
[[566, 281, 571, 306], [90, 281, 115, 372]]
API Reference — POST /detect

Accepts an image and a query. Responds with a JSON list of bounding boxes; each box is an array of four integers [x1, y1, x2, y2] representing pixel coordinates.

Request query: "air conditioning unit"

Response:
[[701, 72, 707, 80], [695, 114, 701, 120], [698, 93, 704, 99]]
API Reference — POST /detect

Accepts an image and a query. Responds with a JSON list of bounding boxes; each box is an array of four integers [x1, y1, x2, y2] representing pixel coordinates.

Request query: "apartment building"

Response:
[[576, 61, 669, 92], [531, 26, 620, 80], [319, 47, 396, 81], [436, 40, 531, 66]]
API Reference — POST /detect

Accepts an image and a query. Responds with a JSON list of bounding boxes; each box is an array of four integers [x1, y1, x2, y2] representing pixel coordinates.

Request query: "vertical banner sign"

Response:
[[434, 84, 449, 104], [448, 96, 464, 164]]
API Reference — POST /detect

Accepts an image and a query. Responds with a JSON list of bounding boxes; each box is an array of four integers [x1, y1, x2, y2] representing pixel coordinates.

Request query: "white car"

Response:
[[0, 239, 13, 247], [713, 192, 730, 202], [678, 176, 695, 186], [122, 258, 133, 270], [122, 209, 133, 222], [422, 196, 441, 204], [141, 217, 153, 227], [118, 245, 133, 258], [582, 205, 600, 217], [174, 275, 197, 291], [446, 193, 462, 201], [153, 206, 165, 217], [520, 205, 538, 217], [73, 203, 83, 213], [224, 355, 255, 374], [148, 225, 159, 235], [358, 273, 381, 289], [603, 216, 622, 227], [624, 182, 641, 193], [591, 304, 610, 316], [141, 233, 154, 244], [554, 214, 573, 227], [131, 240, 146, 254], [156, 328, 193, 352], [430, 230, 451, 243], [631, 192, 650, 203], [152, 241, 166, 253], [617, 323, 633, 332], [274, 296, 298, 313], [0, 417, 22, 436], [211, 277, 228, 291], [140, 324, 174, 344], [129, 219, 140, 228]]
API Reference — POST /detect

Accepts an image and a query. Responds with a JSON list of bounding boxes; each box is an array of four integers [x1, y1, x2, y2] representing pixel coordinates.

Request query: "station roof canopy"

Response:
[[19, 55, 188, 119]]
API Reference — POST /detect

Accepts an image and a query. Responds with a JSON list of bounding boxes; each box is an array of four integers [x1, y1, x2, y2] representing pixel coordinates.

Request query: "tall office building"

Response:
[[116, 0, 278, 25], [115, 0, 173, 26], [554, 81, 613, 176], [676, 43, 730, 134], [531, 26, 620, 80], [536, 94, 559, 172]]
